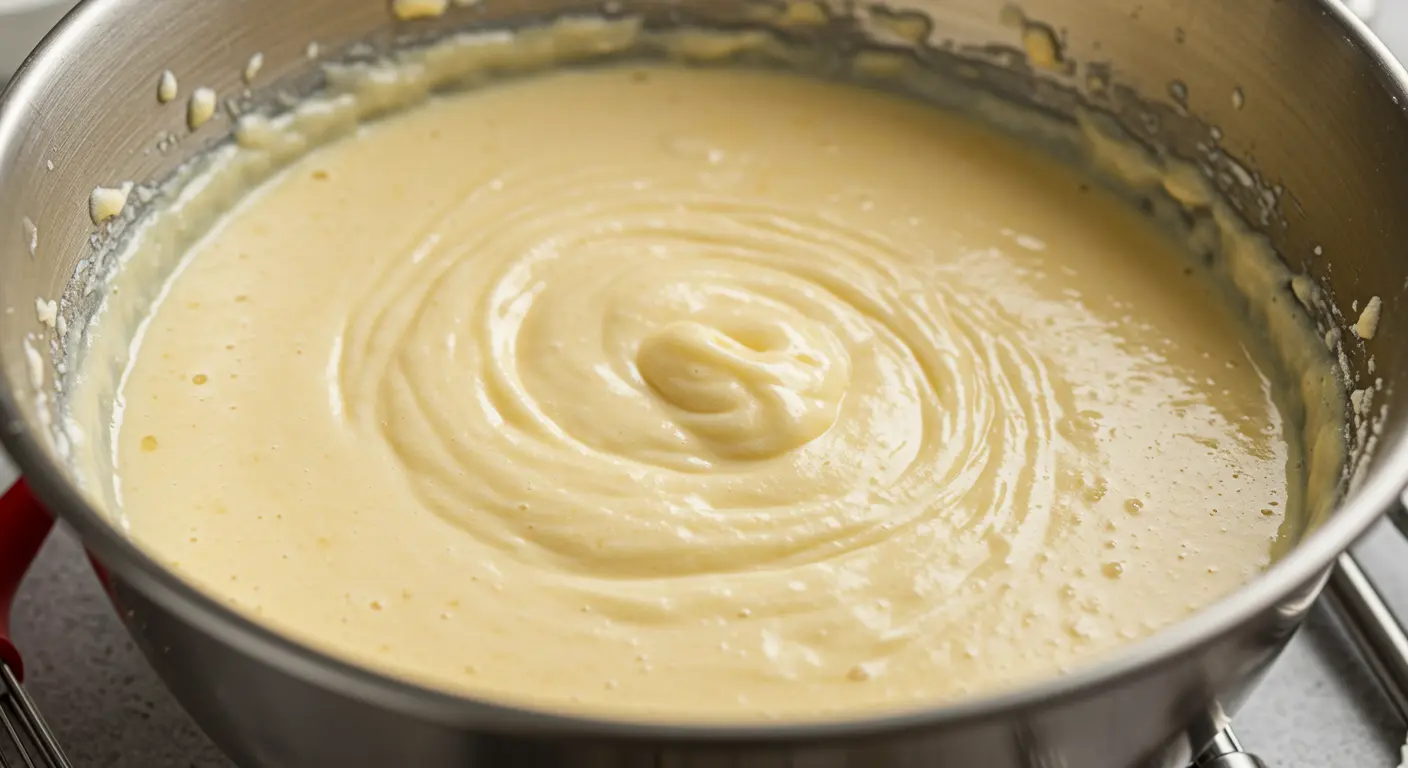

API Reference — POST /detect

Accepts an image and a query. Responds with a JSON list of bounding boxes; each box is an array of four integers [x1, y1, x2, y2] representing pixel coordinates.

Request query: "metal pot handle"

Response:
[[0, 479, 55, 682], [1195, 730, 1267, 767]]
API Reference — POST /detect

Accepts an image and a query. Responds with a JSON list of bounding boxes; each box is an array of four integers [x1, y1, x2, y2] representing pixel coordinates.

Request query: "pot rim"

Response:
[[1, 0, 1404, 742]]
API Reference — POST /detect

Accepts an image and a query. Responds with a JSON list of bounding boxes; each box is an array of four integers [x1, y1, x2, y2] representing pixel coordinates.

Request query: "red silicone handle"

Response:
[[0, 479, 55, 681]]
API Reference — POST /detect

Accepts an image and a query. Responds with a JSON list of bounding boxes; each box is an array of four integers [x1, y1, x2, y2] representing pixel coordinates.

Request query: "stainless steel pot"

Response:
[[0, 1, 1403, 766]]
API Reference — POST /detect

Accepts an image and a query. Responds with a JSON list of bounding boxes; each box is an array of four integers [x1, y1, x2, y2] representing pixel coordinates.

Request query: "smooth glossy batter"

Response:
[[109, 68, 1297, 719]]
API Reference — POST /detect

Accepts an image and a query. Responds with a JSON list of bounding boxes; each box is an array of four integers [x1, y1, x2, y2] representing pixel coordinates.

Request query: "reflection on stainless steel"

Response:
[[0, 1, 1405, 766], [1326, 552, 1408, 723]]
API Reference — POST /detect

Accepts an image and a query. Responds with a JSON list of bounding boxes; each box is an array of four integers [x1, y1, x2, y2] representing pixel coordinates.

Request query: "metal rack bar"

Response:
[[1325, 552, 1408, 723]]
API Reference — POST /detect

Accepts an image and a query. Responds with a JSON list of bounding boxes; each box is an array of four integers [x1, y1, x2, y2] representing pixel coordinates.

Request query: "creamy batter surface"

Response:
[[107, 67, 1302, 718]]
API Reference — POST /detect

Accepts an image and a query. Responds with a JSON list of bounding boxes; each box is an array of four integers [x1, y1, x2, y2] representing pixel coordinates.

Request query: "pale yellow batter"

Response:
[[103, 66, 1307, 719]]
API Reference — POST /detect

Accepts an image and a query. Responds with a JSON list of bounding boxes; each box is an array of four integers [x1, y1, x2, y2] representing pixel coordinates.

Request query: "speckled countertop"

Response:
[[6, 5, 1408, 767]]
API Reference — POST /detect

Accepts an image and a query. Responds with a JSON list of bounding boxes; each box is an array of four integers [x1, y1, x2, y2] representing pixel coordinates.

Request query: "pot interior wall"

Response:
[[0, 0, 1400, 564]]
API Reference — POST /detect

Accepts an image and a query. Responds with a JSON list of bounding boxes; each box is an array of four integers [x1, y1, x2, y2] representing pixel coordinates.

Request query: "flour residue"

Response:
[[391, 0, 449, 20], [187, 87, 217, 130], [243, 53, 264, 85], [89, 183, 132, 225], [157, 70, 178, 104], [1355, 296, 1382, 340]]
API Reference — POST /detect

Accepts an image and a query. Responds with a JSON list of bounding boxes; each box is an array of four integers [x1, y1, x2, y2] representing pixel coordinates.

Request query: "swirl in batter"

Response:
[[108, 67, 1301, 718], [339, 165, 1068, 582]]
